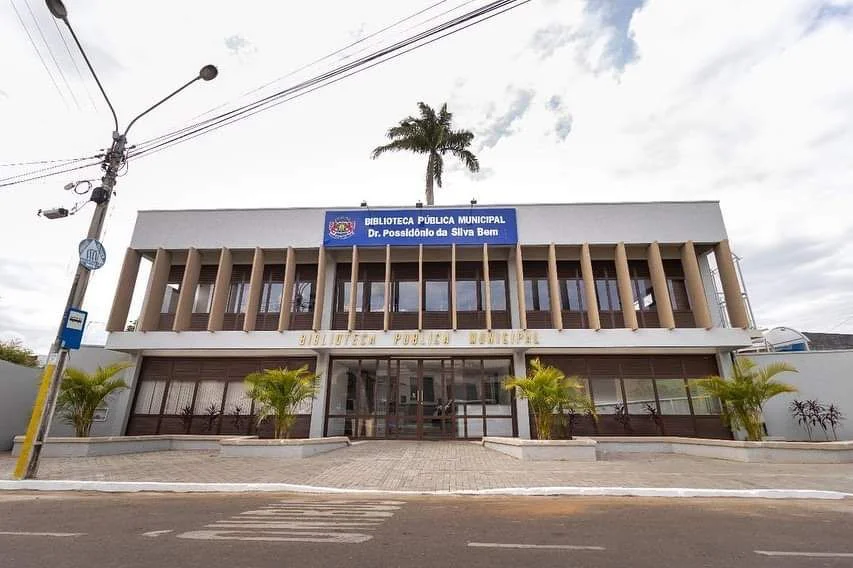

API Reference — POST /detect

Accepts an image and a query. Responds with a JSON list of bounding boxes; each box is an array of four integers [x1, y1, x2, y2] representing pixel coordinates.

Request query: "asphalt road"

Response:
[[0, 492, 851, 567]]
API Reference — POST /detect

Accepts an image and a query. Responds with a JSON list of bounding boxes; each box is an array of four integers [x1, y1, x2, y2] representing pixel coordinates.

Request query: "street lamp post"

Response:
[[13, 0, 217, 479]]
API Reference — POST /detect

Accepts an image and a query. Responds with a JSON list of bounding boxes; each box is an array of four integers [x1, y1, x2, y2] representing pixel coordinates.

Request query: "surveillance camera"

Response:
[[39, 207, 69, 220]]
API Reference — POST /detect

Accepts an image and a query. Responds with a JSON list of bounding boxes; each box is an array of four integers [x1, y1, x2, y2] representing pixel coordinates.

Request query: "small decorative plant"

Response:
[[614, 403, 632, 433], [645, 403, 665, 435], [789, 399, 813, 439], [229, 404, 245, 430], [203, 403, 221, 432], [824, 404, 845, 441], [790, 399, 845, 441], [180, 403, 194, 432]]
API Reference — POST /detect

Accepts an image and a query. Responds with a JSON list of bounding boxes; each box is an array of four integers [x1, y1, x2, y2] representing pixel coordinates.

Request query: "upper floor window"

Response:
[[259, 266, 284, 313], [457, 261, 507, 312], [557, 261, 585, 312], [391, 263, 418, 313], [192, 284, 214, 313], [226, 265, 251, 314], [522, 261, 549, 312], [161, 283, 180, 314], [425, 280, 449, 311], [393, 281, 418, 312], [628, 260, 655, 313], [593, 261, 621, 312], [335, 263, 386, 313], [160, 265, 184, 314], [192, 266, 218, 314], [292, 264, 317, 313], [664, 260, 691, 311]]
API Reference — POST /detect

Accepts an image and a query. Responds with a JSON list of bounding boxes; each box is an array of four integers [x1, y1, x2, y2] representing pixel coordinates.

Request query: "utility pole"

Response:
[[13, 0, 217, 479], [18, 134, 125, 479]]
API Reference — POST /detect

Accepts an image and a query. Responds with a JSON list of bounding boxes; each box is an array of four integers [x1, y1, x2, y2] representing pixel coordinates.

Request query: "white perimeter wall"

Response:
[[0, 361, 41, 451], [743, 351, 853, 441]]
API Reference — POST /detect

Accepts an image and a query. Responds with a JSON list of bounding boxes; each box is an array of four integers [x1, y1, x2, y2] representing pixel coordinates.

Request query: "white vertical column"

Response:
[[383, 245, 391, 331], [309, 352, 330, 438], [512, 351, 531, 439], [451, 244, 458, 330], [418, 244, 424, 331], [483, 243, 492, 330], [347, 245, 359, 331]]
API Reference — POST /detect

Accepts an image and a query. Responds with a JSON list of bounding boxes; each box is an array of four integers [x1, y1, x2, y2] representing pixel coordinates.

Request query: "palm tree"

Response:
[[57, 363, 131, 437], [371, 102, 479, 205], [245, 365, 319, 439], [697, 358, 797, 441], [503, 358, 596, 440]]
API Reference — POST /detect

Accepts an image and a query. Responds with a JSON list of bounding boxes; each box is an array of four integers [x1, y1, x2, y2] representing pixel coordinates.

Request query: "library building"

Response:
[[103, 201, 755, 440]]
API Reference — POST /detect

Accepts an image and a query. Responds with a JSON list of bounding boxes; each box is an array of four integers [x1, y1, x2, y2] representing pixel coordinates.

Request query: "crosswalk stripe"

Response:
[[178, 530, 373, 544], [177, 499, 405, 544]]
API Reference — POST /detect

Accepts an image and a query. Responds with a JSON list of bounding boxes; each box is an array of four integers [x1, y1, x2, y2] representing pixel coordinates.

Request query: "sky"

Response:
[[1, 0, 852, 353]]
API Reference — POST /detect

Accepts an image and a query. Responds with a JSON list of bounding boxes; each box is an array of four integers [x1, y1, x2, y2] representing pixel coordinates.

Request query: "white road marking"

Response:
[[142, 530, 174, 537], [178, 530, 373, 543], [755, 551, 853, 558], [468, 542, 605, 551], [177, 499, 404, 543], [0, 531, 84, 537], [210, 521, 381, 529]]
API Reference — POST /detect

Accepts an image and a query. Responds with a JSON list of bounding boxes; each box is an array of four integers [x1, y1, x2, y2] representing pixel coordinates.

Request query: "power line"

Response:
[[8, 0, 68, 108], [185, 0, 453, 125], [0, 154, 102, 167], [128, 0, 530, 162], [0, 155, 102, 185], [50, 14, 98, 111], [22, 0, 80, 110], [0, 159, 103, 189]]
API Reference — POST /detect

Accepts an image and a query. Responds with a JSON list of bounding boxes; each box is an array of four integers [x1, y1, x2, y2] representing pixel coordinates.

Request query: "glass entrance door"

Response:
[[379, 359, 457, 439], [420, 359, 456, 439], [326, 357, 514, 440]]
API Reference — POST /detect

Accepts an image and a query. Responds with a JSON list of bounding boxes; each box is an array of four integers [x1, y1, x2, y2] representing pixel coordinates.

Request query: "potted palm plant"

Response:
[[245, 365, 319, 439], [697, 358, 797, 441], [503, 358, 596, 440], [57, 363, 130, 437]]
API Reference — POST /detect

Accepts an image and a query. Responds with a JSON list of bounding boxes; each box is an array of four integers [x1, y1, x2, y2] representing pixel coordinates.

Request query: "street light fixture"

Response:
[[14, 0, 218, 480]]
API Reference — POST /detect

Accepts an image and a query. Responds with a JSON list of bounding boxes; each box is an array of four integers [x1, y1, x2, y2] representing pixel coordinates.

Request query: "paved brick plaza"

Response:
[[2, 441, 852, 492]]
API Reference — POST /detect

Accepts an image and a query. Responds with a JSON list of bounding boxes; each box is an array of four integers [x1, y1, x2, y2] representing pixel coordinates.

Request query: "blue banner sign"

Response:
[[323, 208, 517, 247]]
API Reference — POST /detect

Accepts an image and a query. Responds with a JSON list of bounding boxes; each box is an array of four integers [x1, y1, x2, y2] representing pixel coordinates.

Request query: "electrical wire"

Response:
[[0, 160, 103, 189], [131, 0, 529, 161], [128, 0, 530, 162], [22, 0, 80, 110], [0, 154, 102, 167], [0, 155, 103, 184], [133, 0, 503, 152], [8, 0, 68, 109], [51, 14, 98, 112], [185, 0, 453, 125]]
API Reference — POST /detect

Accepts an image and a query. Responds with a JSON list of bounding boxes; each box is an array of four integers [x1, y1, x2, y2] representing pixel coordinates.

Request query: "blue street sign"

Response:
[[323, 208, 518, 248], [60, 308, 87, 350]]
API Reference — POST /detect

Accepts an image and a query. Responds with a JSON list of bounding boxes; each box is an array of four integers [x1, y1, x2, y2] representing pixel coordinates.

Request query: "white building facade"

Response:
[[104, 201, 754, 440]]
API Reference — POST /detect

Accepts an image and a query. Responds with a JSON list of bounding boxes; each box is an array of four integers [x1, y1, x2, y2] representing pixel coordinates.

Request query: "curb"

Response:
[[0, 480, 850, 499]]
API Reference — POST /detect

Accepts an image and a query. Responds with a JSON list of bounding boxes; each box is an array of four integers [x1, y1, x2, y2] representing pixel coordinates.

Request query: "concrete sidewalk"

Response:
[[2, 441, 852, 493]]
